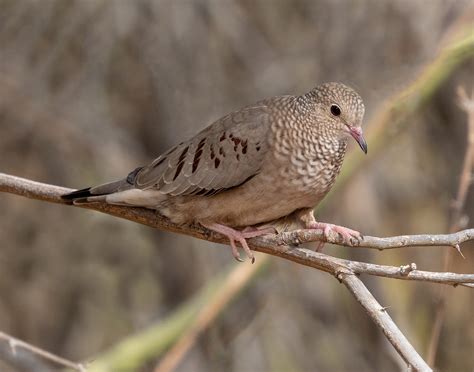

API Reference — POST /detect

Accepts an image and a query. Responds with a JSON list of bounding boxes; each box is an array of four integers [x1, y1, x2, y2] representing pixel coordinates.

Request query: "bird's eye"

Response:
[[330, 104, 341, 116]]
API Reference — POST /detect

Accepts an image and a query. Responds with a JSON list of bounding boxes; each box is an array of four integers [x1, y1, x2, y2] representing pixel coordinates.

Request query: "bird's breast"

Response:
[[270, 132, 347, 197]]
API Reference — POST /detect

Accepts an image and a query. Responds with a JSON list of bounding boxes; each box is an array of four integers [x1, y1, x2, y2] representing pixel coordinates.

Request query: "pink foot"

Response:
[[307, 222, 362, 251], [202, 223, 275, 263]]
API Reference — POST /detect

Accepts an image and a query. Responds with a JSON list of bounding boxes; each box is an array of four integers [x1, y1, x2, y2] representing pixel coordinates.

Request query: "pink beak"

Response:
[[349, 127, 368, 154]]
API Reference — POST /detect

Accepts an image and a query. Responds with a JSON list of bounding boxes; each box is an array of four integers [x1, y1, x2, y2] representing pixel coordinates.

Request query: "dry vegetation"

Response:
[[0, 1, 473, 371]]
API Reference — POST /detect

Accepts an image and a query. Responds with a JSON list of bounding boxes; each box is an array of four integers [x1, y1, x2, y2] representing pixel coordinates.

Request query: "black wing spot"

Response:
[[173, 162, 185, 181], [173, 146, 189, 181], [220, 132, 226, 142], [196, 138, 206, 152], [214, 157, 221, 168], [193, 151, 202, 173], [192, 138, 206, 173], [256, 146, 261, 152], [231, 137, 242, 151], [179, 146, 189, 162], [210, 144, 215, 159], [219, 147, 226, 157], [242, 141, 248, 154], [231, 137, 241, 146], [236, 154, 240, 161]]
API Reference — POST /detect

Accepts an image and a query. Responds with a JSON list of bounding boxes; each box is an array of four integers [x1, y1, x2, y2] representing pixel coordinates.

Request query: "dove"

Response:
[[62, 82, 367, 262]]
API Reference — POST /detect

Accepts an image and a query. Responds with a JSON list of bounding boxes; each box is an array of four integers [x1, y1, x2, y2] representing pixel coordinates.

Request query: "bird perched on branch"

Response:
[[62, 82, 367, 262]]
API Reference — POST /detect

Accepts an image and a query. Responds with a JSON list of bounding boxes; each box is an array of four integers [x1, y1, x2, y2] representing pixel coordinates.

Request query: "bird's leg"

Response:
[[201, 223, 274, 263], [298, 209, 362, 251]]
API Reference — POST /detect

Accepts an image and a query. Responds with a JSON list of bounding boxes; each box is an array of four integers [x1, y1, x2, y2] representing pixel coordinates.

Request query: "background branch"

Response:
[[153, 254, 269, 372], [330, 26, 474, 198], [86, 260, 268, 372], [0, 331, 85, 372], [426, 86, 474, 365]]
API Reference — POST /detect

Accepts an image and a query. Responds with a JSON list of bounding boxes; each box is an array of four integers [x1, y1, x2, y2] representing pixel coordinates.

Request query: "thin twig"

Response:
[[257, 245, 474, 287], [0, 331, 86, 371], [276, 229, 474, 251], [426, 86, 474, 366]]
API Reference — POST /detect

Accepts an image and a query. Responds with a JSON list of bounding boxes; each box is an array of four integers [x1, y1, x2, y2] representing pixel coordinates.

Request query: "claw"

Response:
[[229, 239, 244, 262], [201, 222, 274, 263], [236, 236, 255, 263]]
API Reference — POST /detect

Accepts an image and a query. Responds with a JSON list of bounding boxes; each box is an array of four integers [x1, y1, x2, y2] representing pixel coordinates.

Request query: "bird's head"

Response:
[[308, 82, 367, 154]]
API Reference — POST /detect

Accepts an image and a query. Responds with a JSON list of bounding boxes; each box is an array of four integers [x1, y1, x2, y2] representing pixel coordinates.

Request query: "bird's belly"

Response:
[[217, 195, 303, 227], [165, 178, 323, 227]]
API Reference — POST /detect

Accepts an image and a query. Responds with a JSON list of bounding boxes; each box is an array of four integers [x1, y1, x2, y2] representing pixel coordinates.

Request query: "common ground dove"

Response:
[[63, 82, 367, 262]]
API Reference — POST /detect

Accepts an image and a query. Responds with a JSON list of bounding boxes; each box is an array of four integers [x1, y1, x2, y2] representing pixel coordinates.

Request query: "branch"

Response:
[[1, 173, 473, 257], [341, 274, 430, 371], [2, 173, 474, 370], [86, 260, 269, 372], [277, 229, 474, 251], [1, 172, 474, 289], [0, 331, 85, 371], [1, 18, 472, 372], [426, 86, 474, 365]]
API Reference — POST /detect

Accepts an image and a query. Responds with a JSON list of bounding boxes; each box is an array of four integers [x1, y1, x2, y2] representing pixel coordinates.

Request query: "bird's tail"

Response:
[[61, 179, 131, 204]]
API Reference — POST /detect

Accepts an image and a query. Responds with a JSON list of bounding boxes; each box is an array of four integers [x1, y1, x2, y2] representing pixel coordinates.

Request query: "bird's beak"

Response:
[[349, 127, 368, 154]]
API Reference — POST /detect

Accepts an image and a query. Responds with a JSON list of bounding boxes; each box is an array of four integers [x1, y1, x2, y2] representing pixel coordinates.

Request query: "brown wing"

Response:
[[132, 104, 271, 196]]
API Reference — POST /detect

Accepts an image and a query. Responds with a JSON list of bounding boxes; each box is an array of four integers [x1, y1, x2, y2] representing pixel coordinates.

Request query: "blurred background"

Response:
[[0, 0, 473, 371]]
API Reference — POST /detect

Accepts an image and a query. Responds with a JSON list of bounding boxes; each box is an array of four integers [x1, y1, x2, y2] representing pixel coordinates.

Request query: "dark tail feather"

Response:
[[61, 179, 131, 204], [61, 187, 93, 201]]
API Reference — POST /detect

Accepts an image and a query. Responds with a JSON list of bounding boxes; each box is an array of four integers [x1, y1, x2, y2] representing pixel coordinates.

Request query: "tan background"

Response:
[[0, 0, 473, 371]]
